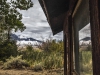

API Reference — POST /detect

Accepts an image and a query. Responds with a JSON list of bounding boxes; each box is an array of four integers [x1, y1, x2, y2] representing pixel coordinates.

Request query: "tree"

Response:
[[0, 0, 33, 40], [0, 16, 6, 43], [0, 0, 33, 61]]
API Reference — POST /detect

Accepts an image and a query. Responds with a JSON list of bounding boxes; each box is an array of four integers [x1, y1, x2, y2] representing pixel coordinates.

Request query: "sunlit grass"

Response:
[[80, 50, 93, 75], [18, 40, 64, 70]]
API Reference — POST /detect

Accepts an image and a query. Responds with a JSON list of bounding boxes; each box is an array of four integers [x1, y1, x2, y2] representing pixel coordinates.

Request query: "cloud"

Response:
[[79, 23, 90, 40], [13, 0, 63, 41], [22, 16, 30, 19], [13, 0, 65, 41], [14, 0, 91, 42]]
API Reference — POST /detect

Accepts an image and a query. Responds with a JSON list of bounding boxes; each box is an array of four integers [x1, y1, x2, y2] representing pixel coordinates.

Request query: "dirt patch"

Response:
[[0, 69, 64, 75]]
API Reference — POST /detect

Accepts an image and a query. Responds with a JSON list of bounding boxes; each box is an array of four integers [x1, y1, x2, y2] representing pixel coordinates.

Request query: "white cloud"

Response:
[[13, 0, 63, 41], [79, 23, 90, 40], [22, 16, 30, 19], [14, 0, 91, 43]]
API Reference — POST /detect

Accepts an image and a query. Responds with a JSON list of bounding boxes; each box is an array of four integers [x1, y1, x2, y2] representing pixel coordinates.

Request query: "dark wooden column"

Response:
[[63, 14, 69, 75], [63, 32, 68, 75], [63, 14, 73, 75], [68, 15, 74, 75], [89, 0, 100, 75]]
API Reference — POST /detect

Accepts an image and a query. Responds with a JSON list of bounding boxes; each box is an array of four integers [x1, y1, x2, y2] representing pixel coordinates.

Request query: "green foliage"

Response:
[[18, 39, 64, 70], [0, 61, 3, 66], [0, 16, 7, 42], [0, 0, 33, 61], [30, 62, 43, 71], [43, 52, 63, 69], [80, 51, 93, 74], [0, 40, 18, 61], [0, 0, 33, 40], [38, 39, 64, 53], [3, 55, 29, 69], [19, 45, 42, 62]]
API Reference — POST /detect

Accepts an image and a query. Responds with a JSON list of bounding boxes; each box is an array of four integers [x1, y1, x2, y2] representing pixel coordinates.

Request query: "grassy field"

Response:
[[0, 69, 64, 75], [0, 39, 93, 75], [79, 50, 93, 75], [0, 50, 93, 75], [0, 40, 64, 75]]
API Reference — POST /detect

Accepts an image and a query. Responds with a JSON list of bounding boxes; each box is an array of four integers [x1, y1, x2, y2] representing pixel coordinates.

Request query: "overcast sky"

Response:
[[14, 0, 90, 42], [14, 0, 63, 41]]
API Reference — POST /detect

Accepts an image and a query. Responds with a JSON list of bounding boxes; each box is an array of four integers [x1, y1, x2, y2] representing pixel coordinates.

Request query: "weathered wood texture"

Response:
[[63, 33, 67, 75], [63, 14, 74, 75], [89, 0, 100, 75], [68, 15, 74, 75], [63, 13, 69, 75]]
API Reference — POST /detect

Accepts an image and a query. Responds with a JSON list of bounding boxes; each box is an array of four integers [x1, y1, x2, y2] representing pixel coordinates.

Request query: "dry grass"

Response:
[[0, 68, 64, 75]]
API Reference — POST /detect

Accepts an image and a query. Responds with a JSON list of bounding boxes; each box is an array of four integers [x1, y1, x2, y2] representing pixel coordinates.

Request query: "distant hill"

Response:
[[80, 37, 91, 41], [80, 37, 91, 45], [10, 34, 43, 43]]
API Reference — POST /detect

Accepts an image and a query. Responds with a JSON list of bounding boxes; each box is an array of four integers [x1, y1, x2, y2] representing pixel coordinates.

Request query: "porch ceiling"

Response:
[[39, 0, 88, 35], [38, 0, 70, 35]]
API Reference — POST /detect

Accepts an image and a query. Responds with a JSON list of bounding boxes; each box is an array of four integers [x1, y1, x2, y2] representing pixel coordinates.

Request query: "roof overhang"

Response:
[[39, 0, 90, 35], [38, 0, 70, 35]]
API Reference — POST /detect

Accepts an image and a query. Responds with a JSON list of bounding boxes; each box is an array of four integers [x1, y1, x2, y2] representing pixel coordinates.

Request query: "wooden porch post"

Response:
[[63, 14, 69, 75], [89, 0, 100, 75], [63, 14, 73, 75], [68, 15, 74, 75], [63, 32, 68, 75]]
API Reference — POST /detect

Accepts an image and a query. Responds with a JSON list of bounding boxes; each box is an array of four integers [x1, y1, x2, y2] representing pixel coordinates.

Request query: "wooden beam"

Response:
[[68, 15, 74, 75], [63, 13, 68, 75], [63, 14, 68, 75], [63, 13, 74, 75], [89, 0, 100, 75]]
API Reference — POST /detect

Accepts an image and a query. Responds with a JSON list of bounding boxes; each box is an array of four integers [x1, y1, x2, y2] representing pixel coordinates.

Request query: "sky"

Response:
[[79, 23, 90, 40], [14, 0, 63, 41], [14, 0, 90, 44]]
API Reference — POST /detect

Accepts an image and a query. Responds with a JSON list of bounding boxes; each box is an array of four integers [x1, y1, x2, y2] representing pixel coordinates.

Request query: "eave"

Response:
[[38, 0, 70, 35]]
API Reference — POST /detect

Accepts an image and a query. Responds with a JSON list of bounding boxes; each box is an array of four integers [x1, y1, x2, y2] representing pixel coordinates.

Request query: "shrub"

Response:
[[0, 61, 3, 65], [18, 39, 64, 70], [30, 62, 43, 71], [0, 40, 18, 61], [3, 55, 29, 69], [37, 39, 64, 53], [80, 51, 92, 74], [43, 52, 63, 69], [19, 45, 44, 62]]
